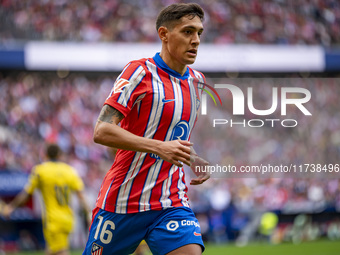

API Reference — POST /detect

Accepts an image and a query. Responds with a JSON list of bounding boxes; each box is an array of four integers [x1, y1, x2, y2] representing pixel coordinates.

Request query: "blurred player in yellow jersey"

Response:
[[2, 144, 90, 255]]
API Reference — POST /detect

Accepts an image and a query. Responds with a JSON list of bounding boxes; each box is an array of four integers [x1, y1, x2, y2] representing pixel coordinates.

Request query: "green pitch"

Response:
[[204, 240, 340, 255], [10, 240, 340, 255]]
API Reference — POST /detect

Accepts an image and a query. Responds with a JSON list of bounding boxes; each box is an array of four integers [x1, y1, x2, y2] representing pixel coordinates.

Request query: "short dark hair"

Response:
[[156, 3, 204, 30], [46, 144, 61, 160]]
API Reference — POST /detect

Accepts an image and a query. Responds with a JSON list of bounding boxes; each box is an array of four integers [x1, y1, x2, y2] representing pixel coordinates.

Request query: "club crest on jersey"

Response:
[[170, 120, 189, 141], [91, 243, 103, 255], [113, 78, 131, 94]]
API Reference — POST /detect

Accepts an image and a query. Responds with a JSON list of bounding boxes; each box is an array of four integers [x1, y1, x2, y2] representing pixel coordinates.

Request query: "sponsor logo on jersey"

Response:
[[170, 120, 190, 141], [166, 220, 179, 231], [150, 153, 160, 159], [181, 220, 200, 228], [166, 219, 201, 232], [91, 243, 103, 255], [114, 78, 131, 94], [162, 98, 176, 103]]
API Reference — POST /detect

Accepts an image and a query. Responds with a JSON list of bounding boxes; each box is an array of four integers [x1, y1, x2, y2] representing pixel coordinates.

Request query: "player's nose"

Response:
[[191, 32, 200, 45]]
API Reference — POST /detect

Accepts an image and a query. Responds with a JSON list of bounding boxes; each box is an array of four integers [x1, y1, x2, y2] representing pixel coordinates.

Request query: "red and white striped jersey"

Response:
[[96, 53, 206, 214]]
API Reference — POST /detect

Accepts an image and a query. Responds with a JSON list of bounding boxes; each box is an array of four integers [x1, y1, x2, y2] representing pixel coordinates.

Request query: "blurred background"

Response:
[[0, 0, 340, 254]]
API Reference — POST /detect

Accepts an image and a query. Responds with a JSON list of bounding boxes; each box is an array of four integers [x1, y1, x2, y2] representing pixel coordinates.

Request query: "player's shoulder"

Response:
[[30, 162, 51, 177], [117, 58, 152, 83], [55, 161, 78, 174], [63, 164, 81, 179], [188, 66, 206, 82], [36, 161, 73, 172], [125, 58, 151, 71], [33, 161, 49, 172], [188, 66, 205, 78], [129, 57, 150, 65]]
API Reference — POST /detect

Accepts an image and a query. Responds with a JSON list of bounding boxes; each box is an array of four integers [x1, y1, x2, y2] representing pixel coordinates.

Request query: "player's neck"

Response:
[[159, 51, 187, 76]]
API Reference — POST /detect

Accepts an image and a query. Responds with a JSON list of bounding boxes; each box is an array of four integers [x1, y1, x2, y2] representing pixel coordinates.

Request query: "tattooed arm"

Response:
[[93, 105, 192, 167]]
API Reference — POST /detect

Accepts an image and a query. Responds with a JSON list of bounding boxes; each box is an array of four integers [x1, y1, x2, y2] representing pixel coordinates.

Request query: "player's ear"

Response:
[[158, 26, 168, 42]]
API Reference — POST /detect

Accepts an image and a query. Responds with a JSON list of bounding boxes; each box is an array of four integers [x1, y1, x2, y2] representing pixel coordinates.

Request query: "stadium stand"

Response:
[[0, 0, 340, 45]]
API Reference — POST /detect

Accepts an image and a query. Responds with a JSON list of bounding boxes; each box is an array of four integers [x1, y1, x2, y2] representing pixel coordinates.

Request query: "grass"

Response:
[[204, 240, 340, 255], [7, 240, 340, 255]]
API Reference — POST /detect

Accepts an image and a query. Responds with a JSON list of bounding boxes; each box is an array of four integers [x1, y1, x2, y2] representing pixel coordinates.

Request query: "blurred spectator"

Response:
[[1, 0, 340, 45]]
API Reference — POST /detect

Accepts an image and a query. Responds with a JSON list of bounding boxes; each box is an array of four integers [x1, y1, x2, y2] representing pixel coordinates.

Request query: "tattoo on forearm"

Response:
[[98, 105, 124, 124]]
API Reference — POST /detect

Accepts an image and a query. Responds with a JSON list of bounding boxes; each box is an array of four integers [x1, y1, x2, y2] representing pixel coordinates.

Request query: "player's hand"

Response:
[[156, 140, 192, 167], [2, 204, 14, 219], [190, 152, 210, 185]]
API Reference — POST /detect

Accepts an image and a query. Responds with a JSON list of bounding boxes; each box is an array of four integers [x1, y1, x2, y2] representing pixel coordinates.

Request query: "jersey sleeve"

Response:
[[24, 166, 40, 195], [105, 62, 148, 117]]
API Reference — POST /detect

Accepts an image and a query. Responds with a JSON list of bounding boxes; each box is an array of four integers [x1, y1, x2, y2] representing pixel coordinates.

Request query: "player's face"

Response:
[[163, 15, 203, 73]]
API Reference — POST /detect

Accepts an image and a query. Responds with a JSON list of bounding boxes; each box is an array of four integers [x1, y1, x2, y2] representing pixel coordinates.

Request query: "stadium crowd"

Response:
[[0, 72, 339, 243], [1, 0, 340, 45]]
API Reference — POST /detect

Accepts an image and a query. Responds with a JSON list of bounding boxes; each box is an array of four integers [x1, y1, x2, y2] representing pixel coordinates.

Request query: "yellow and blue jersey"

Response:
[[25, 161, 84, 232]]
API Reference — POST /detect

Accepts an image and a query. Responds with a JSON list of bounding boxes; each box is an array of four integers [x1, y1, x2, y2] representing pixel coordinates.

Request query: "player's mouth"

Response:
[[187, 49, 197, 57]]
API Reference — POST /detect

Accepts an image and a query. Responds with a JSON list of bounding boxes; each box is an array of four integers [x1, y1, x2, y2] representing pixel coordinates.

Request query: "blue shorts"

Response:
[[83, 206, 204, 255]]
